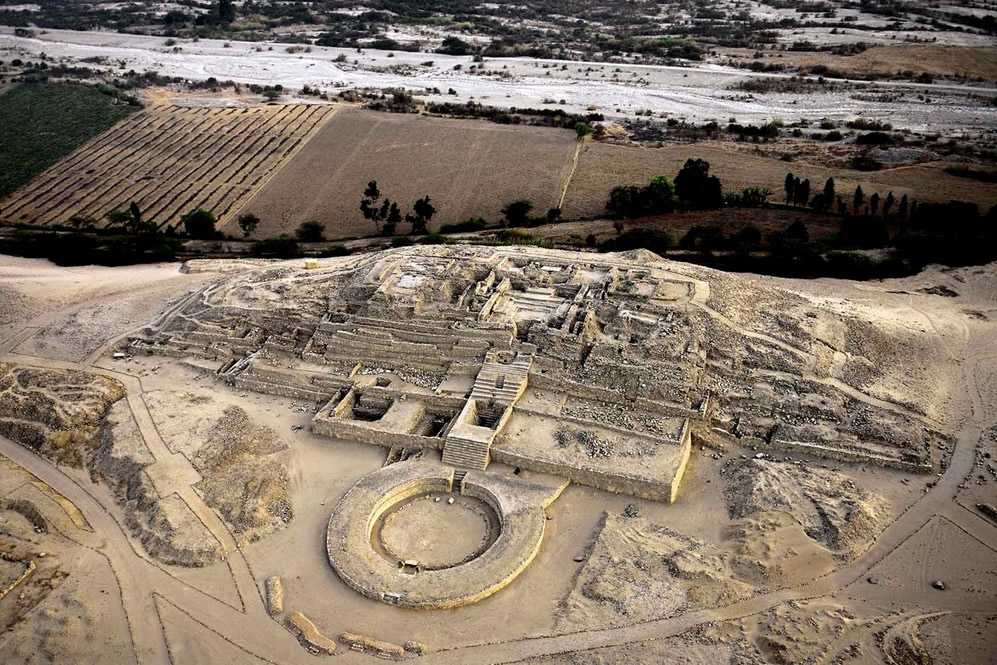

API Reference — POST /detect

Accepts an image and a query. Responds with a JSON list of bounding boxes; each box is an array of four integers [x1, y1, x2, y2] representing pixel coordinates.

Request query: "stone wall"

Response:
[[529, 372, 699, 418]]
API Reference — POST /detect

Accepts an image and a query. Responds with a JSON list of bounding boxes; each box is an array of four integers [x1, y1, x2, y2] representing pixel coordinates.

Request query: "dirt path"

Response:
[[557, 140, 585, 212]]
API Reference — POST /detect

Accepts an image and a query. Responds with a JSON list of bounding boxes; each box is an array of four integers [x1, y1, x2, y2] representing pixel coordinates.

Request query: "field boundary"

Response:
[[219, 104, 341, 231], [558, 140, 585, 211]]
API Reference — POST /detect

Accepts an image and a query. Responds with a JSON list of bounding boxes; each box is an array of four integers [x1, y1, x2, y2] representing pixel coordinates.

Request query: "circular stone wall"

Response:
[[326, 461, 554, 609], [377, 492, 498, 570]]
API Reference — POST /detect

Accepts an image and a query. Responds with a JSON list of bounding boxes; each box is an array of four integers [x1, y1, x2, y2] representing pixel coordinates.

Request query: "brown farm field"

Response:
[[2, 103, 994, 241], [235, 108, 579, 239], [0, 104, 336, 229], [561, 141, 997, 219]]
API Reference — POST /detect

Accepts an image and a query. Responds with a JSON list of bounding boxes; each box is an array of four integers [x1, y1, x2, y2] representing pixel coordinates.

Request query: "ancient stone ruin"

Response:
[[124, 245, 949, 608]]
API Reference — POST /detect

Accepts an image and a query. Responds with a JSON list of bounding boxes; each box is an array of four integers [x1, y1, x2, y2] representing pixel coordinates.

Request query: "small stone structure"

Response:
[[285, 611, 336, 655], [339, 632, 406, 659], [264, 576, 284, 617]]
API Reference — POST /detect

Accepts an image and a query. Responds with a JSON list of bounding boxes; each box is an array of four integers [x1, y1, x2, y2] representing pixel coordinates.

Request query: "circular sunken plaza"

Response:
[[326, 461, 566, 609]]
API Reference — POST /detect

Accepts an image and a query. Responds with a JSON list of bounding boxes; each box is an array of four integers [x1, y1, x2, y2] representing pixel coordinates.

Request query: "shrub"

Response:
[[502, 199, 534, 226], [606, 176, 674, 218], [599, 228, 673, 255], [295, 221, 326, 242], [846, 118, 892, 131], [855, 131, 893, 145], [437, 36, 472, 56], [317, 244, 350, 257], [439, 217, 489, 234], [252, 235, 300, 258], [418, 233, 449, 245], [181, 208, 218, 239], [237, 213, 260, 238]]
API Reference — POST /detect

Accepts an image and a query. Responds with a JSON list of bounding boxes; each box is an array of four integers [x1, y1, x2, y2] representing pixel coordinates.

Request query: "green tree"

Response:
[[383, 202, 402, 235], [502, 199, 534, 226], [360, 180, 391, 234], [853, 185, 865, 214], [181, 209, 217, 239], [869, 192, 880, 217], [437, 36, 471, 55], [105, 209, 131, 229], [675, 159, 722, 209], [238, 213, 260, 238], [739, 187, 771, 208], [129, 201, 142, 231], [784, 172, 795, 204], [822, 177, 835, 211], [883, 191, 895, 218], [218, 0, 235, 23], [796, 178, 811, 207], [407, 196, 436, 234], [897, 194, 909, 221], [295, 220, 326, 242]]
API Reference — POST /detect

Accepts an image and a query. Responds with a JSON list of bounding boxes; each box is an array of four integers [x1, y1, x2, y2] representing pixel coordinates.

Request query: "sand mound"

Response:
[[95, 400, 223, 566], [746, 599, 857, 665], [723, 459, 886, 557], [724, 511, 838, 588], [192, 406, 293, 544], [557, 513, 753, 631], [0, 363, 125, 467]]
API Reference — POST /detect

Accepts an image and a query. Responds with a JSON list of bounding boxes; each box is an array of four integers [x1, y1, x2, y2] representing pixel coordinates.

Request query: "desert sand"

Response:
[[0, 247, 994, 664]]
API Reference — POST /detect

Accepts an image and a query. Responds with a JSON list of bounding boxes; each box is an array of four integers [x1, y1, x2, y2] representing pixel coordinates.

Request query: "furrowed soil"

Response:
[[0, 103, 335, 229], [235, 108, 578, 239]]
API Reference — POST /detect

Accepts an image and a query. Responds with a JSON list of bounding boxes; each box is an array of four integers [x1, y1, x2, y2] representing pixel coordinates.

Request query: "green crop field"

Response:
[[0, 82, 137, 200]]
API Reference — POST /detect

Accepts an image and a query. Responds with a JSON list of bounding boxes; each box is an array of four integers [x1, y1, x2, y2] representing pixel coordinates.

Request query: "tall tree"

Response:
[[796, 178, 811, 207], [360, 180, 391, 234], [238, 213, 260, 238], [869, 192, 881, 217], [218, 0, 235, 23], [898, 194, 909, 221], [822, 177, 835, 211], [407, 196, 436, 234], [883, 191, 895, 219], [784, 172, 795, 204], [853, 185, 865, 215], [129, 201, 142, 232]]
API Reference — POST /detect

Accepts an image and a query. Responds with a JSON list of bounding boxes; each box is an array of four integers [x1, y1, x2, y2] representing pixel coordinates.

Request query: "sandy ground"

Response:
[[0, 255, 213, 361], [0, 250, 994, 664], [1, 27, 994, 131]]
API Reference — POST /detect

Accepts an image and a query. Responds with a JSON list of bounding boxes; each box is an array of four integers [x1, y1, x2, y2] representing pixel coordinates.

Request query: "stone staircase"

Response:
[[442, 435, 491, 471], [442, 348, 534, 475]]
